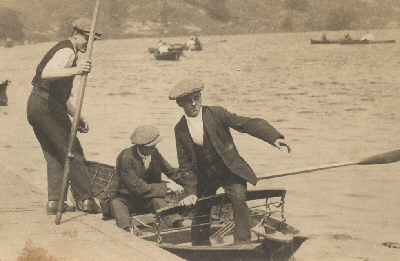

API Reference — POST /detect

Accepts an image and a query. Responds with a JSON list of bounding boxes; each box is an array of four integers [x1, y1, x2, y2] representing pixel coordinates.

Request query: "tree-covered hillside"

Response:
[[1, 0, 400, 43]]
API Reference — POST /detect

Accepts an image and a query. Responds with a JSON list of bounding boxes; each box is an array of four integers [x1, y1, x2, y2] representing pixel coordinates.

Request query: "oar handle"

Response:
[[55, 0, 101, 225]]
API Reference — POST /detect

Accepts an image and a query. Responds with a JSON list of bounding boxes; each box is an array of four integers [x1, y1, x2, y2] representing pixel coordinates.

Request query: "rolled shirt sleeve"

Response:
[[41, 48, 76, 76]]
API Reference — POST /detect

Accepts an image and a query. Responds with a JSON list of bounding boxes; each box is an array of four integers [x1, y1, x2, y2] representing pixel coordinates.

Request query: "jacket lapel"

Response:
[[203, 106, 218, 147], [131, 146, 146, 178]]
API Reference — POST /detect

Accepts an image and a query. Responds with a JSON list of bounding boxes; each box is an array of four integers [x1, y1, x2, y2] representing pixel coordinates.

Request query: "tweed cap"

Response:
[[169, 79, 204, 100], [130, 125, 162, 146], [72, 18, 102, 39]]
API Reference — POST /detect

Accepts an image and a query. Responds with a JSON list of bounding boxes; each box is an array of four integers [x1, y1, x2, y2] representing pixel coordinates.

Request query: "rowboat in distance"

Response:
[[340, 39, 396, 45], [310, 39, 340, 44], [148, 44, 186, 54], [170, 43, 187, 53], [86, 161, 307, 261], [0, 80, 11, 106], [154, 50, 181, 61]]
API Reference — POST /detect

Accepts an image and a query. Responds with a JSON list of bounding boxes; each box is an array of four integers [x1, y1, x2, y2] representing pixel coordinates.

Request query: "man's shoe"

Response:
[[123, 226, 142, 236], [46, 201, 75, 215]]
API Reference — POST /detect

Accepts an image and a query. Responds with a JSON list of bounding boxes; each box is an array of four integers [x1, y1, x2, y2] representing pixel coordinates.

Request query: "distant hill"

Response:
[[1, 0, 400, 43]]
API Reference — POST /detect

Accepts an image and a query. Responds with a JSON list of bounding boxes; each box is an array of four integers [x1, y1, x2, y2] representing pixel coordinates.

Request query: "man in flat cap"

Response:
[[27, 18, 102, 214], [170, 79, 291, 245], [101, 125, 195, 233]]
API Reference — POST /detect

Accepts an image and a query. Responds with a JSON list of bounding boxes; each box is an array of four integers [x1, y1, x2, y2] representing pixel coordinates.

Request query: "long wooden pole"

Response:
[[55, 0, 101, 225], [257, 150, 400, 181]]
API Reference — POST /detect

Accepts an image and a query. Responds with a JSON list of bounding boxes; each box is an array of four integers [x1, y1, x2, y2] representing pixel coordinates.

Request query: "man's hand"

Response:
[[78, 116, 89, 133], [76, 59, 92, 75], [274, 138, 291, 153], [179, 194, 198, 206], [166, 182, 184, 194]]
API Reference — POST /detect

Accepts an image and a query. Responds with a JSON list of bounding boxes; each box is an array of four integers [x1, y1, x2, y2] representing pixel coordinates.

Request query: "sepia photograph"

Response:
[[1, 0, 399, 260]]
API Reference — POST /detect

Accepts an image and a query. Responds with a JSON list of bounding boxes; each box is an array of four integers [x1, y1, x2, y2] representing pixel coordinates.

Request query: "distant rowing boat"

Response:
[[340, 39, 396, 45], [154, 50, 181, 61], [310, 39, 340, 44]]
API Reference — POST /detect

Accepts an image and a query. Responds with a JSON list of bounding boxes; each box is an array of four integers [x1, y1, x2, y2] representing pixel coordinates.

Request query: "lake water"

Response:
[[1, 30, 400, 260]]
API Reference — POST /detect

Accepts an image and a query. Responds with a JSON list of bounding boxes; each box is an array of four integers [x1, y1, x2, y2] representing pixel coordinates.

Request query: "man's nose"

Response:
[[191, 98, 196, 105]]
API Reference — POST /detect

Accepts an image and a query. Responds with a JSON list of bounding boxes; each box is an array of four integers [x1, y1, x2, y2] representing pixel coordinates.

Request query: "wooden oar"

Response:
[[55, 0, 101, 225], [258, 150, 400, 181]]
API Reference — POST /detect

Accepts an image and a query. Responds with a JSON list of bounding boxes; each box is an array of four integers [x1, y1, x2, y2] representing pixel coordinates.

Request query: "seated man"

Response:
[[186, 37, 196, 49], [158, 41, 170, 54], [344, 32, 352, 41], [101, 125, 195, 233]]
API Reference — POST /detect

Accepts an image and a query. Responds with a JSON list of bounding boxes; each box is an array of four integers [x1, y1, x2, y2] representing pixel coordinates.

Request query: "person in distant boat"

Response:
[[0, 80, 11, 106], [344, 32, 352, 41], [360, 32, 374, 41], [5, 38, 13, 48], [158, 41, 171, 54], [26, 18, 102, 215], [186, 36, 196, 49], [169, 79, 291, 245], [100, 125, 196, 233], [321, 33, 327, 41], [186, 36, 201, 50]]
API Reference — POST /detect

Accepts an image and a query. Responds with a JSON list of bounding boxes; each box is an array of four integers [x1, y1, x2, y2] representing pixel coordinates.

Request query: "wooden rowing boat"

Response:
[[310, 39, 340, 44], [154, 50, 181, 61], [0, 80, 10, 106], [138, 189, 307, 261], [85, 162, 307, 260], [340, 39, 396, 45]]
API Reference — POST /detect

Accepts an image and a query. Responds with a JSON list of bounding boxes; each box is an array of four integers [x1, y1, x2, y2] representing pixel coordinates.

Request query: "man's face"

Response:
[[178, 92, 202, 117], [138, 145, 157, 156], [75, 33, 89, 53]]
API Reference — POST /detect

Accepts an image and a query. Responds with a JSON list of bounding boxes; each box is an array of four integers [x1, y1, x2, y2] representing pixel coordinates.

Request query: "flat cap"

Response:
[[130, 125, 162, 146], [169, 79, 204, 100], [72, 18, 102, 39]]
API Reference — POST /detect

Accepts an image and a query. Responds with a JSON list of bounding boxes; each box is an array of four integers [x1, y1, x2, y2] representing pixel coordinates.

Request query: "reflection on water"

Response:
[[1, 30, 400, 260]]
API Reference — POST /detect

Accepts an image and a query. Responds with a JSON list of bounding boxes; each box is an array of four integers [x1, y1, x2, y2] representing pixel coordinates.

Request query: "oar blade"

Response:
[[357, 150, 400, 165]]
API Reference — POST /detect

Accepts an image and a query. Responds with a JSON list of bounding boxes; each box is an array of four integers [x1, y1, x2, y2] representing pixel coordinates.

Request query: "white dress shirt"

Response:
[[185, 108, 204, 146]]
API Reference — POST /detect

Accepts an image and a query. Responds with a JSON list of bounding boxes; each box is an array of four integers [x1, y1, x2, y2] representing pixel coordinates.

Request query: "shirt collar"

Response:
[[184, 106, 203, 122], [137, 147, 150, 159]]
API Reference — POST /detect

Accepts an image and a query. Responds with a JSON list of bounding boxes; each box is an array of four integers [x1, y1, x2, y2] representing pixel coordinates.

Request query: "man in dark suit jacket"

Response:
[[101, 125, 195, 233], [169, 79, 291, 245]]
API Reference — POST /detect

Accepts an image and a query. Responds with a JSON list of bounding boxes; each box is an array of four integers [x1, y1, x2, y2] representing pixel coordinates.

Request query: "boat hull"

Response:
[[310, 39, 339, 44], [157, 236, 307, 261], [154, 51, 181, 60], [340, 39, 396, 45]]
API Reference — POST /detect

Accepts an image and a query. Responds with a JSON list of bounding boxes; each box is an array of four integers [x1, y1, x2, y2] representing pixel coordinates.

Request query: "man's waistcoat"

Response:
[[31, 40, 77, 104]]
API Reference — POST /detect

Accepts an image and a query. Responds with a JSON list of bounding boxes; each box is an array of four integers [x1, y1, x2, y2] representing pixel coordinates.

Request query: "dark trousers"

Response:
[[110, 196, 181, 230], [26, 92, 93, 201], [192, 174, 251, 245]]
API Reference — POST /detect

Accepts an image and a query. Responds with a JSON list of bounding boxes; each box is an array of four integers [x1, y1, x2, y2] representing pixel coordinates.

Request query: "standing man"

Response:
[[27, 18, 102, 214], [101, 125, 195, 232], [169, 79, 291, 245]]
